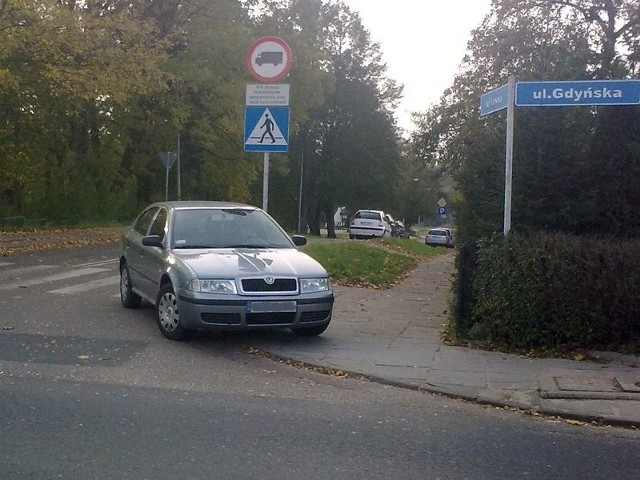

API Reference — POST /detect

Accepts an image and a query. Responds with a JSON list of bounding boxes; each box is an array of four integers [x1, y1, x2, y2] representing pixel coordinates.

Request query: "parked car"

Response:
[[348, 210, 391, 239], [119, 201, 334, 340], [391, 220, 409, 238], [425, 228, 454, 248]]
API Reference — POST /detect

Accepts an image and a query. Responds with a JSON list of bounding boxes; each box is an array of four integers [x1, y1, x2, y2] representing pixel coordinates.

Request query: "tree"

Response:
[[0, 0, 169, 221], [256, 0, 403, 237], [411, 0, 640, 242]]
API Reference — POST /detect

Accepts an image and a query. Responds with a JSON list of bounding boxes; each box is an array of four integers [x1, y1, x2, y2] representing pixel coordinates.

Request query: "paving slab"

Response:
[[249, 250, 640, 427]]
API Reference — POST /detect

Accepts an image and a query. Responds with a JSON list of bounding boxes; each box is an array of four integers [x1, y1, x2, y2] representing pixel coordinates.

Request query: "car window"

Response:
[[355, 211, 381, 221], [133, 207, 159, 235], [148, 208, 167, 240], [429, 230, 446, 236], [171, 208, 294, 249]]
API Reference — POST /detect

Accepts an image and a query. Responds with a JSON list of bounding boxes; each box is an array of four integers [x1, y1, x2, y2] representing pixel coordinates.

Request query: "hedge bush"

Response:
[[457, 232, 640, 351]]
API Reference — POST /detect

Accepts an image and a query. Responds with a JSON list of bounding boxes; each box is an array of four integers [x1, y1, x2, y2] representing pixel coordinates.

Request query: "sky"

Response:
[[342, 0, 493, 133]]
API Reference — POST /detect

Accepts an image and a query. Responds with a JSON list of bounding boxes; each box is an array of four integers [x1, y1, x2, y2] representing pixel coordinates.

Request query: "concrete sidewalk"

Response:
[[252, 252, 640, 427]]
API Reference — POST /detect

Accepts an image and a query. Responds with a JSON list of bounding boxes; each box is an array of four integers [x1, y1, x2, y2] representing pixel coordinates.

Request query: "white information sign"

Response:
[[246, 84, 290, 106]]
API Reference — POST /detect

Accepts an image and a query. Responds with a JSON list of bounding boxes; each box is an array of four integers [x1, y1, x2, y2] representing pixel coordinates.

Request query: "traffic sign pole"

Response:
[[504, 77, 515, 235], [263, 152, 270, 212], [481, 77, 639, 235], [245, 36, 292, 213]]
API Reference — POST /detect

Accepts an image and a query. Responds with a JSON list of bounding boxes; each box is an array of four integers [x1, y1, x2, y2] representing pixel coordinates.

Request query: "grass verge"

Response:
[[301, 237, 448, 289]]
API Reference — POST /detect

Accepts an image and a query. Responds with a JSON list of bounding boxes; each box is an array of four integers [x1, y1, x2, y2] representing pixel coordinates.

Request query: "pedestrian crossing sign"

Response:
[[244, 106, 289, 152]]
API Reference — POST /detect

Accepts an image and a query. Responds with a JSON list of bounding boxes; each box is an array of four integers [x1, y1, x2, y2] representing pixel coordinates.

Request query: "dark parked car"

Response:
[[119, 201, 334, 340]]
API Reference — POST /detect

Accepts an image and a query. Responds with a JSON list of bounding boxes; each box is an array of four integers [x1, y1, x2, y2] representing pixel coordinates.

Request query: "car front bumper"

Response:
[[176, 291, 334, 331]]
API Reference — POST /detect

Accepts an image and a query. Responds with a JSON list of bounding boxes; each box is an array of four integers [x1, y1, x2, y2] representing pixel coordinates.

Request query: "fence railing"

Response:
[[1, 216, 48, 228]]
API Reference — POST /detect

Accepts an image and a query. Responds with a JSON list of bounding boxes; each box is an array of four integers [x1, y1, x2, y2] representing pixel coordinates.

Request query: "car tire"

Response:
[[292, 322, 330, 336], [120, 263, 141, 308], [156, 283, 188, 341]]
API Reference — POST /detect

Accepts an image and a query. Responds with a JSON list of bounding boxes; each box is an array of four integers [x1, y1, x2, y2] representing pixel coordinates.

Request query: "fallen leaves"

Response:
[[0, 226, 122, 256]]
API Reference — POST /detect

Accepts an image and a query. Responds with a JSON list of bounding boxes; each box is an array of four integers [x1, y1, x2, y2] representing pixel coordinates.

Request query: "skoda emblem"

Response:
[[264, 276, 275, 285]]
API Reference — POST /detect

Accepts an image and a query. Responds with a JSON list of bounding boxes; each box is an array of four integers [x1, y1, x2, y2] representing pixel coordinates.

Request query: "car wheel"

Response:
[[292, 322, 330, 336], [156, 283, 188, 341], [120, 263, 141, 308]]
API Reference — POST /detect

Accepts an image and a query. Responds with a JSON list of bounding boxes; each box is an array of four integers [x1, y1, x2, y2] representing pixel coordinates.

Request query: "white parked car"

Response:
[[425, 228, 454, 248], [348, 210, 391, 239]]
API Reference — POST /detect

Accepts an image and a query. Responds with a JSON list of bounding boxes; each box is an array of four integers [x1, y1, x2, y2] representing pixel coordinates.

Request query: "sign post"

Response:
[[245, 36, 293, 212], [503, 77, 515, 235], [481, 78, 640, 235], [479, 78, 515, 235], [159, 151, 177, 201]]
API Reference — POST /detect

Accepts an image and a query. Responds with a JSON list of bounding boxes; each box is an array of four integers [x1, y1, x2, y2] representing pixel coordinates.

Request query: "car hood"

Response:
[[171, 248, 328, 279]]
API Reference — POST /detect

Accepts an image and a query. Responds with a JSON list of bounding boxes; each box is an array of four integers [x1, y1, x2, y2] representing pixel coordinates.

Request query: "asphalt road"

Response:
[[1, 244, 638, 479]]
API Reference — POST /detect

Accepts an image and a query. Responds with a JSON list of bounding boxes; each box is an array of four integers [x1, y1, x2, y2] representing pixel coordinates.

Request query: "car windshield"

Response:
[[171, 208, 295, 249]]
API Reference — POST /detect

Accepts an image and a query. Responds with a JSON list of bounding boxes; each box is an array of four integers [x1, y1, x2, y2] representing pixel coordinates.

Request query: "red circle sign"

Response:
[[246, 36, 293, 83]]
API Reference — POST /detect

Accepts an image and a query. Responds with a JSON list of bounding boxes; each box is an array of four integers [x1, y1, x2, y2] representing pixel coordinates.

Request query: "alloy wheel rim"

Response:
[[120, 269, 129, 299], [158, 292, 179, 332]]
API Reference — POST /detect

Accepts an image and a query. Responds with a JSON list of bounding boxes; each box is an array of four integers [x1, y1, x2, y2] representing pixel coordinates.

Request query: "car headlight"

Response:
[[188, 279, 237, 294], [300, 277, 330, 294]]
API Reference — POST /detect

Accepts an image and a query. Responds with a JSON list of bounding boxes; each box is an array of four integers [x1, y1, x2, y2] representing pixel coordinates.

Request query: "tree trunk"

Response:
[[324, 204, 336, 239]]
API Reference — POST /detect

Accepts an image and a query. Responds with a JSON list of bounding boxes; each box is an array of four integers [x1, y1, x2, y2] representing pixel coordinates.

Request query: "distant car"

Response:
[[348, 210, 391, 239], [425, 228, 454, 248], [119, 201, 334, 340]]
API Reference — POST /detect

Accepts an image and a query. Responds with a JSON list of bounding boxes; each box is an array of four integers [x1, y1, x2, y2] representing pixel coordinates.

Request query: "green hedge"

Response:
[[457, 232, 640, 351]]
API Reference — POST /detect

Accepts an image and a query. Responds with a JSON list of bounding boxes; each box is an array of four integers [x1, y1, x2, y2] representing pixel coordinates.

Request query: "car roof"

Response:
[[148, 201, 257, 211], [428, 228, 450, 233], [355, 209, 384, 214]]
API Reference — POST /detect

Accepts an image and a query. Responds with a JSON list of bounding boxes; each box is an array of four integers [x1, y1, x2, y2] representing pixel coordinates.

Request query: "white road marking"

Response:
[[49, 275, 120, 294], [0, 267, 109, 290]]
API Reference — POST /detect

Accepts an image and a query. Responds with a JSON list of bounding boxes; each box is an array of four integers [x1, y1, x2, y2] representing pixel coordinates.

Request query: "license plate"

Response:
[[247, 301, 297, 313]]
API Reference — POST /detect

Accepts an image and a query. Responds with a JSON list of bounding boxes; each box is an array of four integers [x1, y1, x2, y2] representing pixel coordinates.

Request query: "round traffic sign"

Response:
[[246, 36, 292, 83]]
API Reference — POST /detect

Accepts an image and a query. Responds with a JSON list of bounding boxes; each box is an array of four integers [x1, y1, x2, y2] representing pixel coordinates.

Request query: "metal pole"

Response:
[[297, 149, 304, 233], [262, 152, 269, 212], [177, 135, 181, 200], [504, 76, 516, 235], [165, 164, 169, 201]]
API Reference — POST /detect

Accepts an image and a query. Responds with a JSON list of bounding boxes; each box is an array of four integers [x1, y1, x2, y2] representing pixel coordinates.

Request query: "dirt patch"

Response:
[[0, 226, 122, 256]]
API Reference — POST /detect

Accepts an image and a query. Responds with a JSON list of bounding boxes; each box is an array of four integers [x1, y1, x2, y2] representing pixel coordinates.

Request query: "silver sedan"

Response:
[[119, 201, 334, 340]]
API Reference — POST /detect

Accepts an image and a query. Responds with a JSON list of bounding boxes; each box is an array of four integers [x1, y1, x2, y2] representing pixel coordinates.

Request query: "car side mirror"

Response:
[[142, 235, 163, 248], [291, 235, 307, 246]]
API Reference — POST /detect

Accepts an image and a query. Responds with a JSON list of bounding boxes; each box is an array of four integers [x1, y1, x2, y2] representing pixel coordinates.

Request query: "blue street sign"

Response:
[[244, 106, 290, 152], [480, 84, 509, 116], [438, 206, 446, 216], [516, 80, 640, 107]]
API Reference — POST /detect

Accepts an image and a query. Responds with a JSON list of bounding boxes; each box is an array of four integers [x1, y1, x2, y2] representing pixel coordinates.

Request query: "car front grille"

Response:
[[241, 278, 297, 293], [246, 312, 296, 325]]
